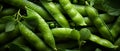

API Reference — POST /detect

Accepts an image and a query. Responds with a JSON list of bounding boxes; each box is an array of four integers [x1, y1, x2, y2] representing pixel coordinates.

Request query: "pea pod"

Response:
[[80, 28, 118, 48], [114, 37, 120, 51], [52, 28, 80, 41], [79, 28, 91, 40], [41, 1, 70, 28], [0, 24, 19, 47], [55, 4, 86, 16], [0, 8, 17, 17], [26, 7, 57, 50], [99, 14, 114, 23], [90, 34, 118, 48], [59, 0, 86, 26], [11, 37, 27, 46], [84, 17, 92, 26], [110, 16, 120, 38], [84, 14, 115, 26], [75, 5, 86, 16], [18, 22, 50, 51], [3, 0, 53, 20], [85, 6, 113, 41], [21, 21, 35, 31]]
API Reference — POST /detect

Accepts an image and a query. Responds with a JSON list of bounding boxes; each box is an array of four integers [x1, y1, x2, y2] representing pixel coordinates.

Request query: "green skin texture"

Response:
[[0, 25, 19, 47], [80, 28, 118, 48], [3, 0, 52, 20], [26, 7, 56, 50], [21, 21, 35, 31], [89, 34, 118, 48], [41, 1, 70, 28], [55, 4, 113, 26], [85, 6, 113, 41], [59, 0, 86, 26], [74, 5, 86, 16], [51, 28, 80, 41], [0, 8, 17, 17], [55, 4, 86, 16], [10, 37, 32, 51], [11, 37, 27, 46], [84, 14, 114, 26], [18, 22, 50, 51], [110, 16, 120, 38], [99, 14, 114, 23]]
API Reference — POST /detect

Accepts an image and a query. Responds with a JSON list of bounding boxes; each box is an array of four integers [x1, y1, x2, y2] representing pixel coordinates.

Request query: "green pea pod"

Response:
[[52, 28, 80, 41], [90, 34, 118, 48], [0, 24, 19, 47], [95, 48, 102, 51], [18, 22, 50, 51], [80, 28, 118, 48], [84, 14, 115, 26], [0, 8, 17, 17], [51, 28, 72, 41], [79, 28, 91, 40], [75, 5, 86, 16], [55, 4, 86, 16], [21, 21, 35, 31], [11, 37, 27, 46], [3, 0, 53, 20], [8, 43, 31, 51], [84, 17, 93, 26], [55, 3, 66, 14], [41, 1, 70, 28], [26, 7, 57, 50], [86, 27, 99, 34], [110, 16, 120, 38], [10, 37, 32, 51], [99, 14, 115, 23], [85, 6, 113, 41], [114, 37, 120, 51], [59, 0, 86, 26]]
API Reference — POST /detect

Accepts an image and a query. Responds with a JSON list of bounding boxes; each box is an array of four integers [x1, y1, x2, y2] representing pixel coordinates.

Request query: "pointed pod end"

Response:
[[112, 45, 119, 49], [79, 22, 87, 26], [54, 48, 57, 51]]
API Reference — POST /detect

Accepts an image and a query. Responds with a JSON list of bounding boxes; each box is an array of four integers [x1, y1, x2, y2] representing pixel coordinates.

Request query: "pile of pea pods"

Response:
[[0, 0, 120, 51]]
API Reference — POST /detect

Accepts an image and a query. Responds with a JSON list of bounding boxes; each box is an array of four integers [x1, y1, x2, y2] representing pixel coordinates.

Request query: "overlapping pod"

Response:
[[41, 1, 70, 28], [26, 7, 57, 50], [89, 34, 118, 48], [0, 24, 19, 46], [59, 0, 86, 26], [0, 8, 17, 17], [52, 28, 80, 41], [110, 16, 120, 38], [85, 6, 113, 41], [18, 22, 50, 51], [80, 28, 118, 48], [3, 0, 52, 20]]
